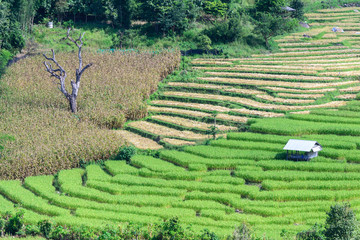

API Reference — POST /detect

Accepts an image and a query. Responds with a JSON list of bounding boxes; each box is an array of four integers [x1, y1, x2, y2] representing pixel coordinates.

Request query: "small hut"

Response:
[[281, 6, 296, 12], [283, 139, 322, 161]]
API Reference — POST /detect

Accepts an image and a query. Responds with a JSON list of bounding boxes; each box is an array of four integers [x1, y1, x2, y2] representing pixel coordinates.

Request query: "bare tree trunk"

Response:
[[43, 29, 92, 113], [69, 96, 77, 113]]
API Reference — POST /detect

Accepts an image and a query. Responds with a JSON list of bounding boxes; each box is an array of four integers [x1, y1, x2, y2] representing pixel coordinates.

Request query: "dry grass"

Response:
[[235, 58, 360, 65], [247, 53, 360, 61], [216, 114, 248, 123], [256, 95, 315, 104], [115, 130, 163, 150], [148, 106, 212, 117], [277, 93, 324, 99], [193, 58, 240, 62], [231, 108, 284, 117], [0, 50, 180, 179], [316, 8, 360, 13], [326, 65, 360, 71], [205, 71, 340, 82], [339, 86, 360, 92], [193, 66, 317, 75], [335, 94, 357, 99], [290, 110, 311, 114], [199, 77, 358, 88], [191, 60, 233, 65], [167, 82, 264, 94], [308, 16, 360, 21], [322, 33, 339, 39], [127, 121, 207, 140], [163, 91, 346, 111], [264, 87, 337, 93], [278, 40, 343, 47], [235, 64, 326, 71], [311, 22, 360, 26], [150, 100, 232, 112], [252, 49, 360, 57], [162, 138, 196, 146], [151, 115, 237, 131], [280, 46, 349, 52], [319, 70, 360, 77]]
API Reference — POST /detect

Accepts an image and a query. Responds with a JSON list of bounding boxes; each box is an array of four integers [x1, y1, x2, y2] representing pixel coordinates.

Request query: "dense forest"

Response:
[[1, 0, 356, 60], [0, 0, 309, 57]]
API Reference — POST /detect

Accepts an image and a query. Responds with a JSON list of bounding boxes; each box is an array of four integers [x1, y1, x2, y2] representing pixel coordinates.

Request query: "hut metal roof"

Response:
[[283, 139, 322, 152], [282, 6, 296, 11]]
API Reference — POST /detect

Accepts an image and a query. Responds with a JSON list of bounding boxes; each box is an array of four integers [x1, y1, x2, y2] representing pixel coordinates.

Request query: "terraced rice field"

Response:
[[3, 6, 360, 239], [6, 102, 360, 237], [112, 6, 360, 148]]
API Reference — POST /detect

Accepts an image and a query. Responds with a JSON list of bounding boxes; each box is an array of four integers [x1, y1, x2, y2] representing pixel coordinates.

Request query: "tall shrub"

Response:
[[324, 203, 357, 240]]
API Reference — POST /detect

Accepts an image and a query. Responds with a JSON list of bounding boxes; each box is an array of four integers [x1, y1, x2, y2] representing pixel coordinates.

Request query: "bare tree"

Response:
[[43, 29, 93, 113]]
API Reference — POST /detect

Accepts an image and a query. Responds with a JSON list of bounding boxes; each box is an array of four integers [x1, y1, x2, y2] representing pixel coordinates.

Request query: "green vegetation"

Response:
[[2, 0, 360, 239]]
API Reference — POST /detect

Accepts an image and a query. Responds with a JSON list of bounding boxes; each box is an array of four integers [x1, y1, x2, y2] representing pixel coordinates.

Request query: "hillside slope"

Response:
[[118, 7, 360, 149], [2, 6, 360, 239]]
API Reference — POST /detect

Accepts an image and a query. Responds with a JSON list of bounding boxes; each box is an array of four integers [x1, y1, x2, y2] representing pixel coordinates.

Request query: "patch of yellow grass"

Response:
[[167, 82, 264, 95], [205, 72, 340, 82], [277, 93, 324, 99], [216, 114, 249, 123], [115, 130, 163, 150], [247, 53, 360, 61], [264, 87, 337, 93], [192, 60, 233, 65], [193, 66, 317, 75], [305, 11, 360, 18], [339, 86, 360, 92], [326, 65, 360, 71], [335, 94, 357, 99], [150, 100, 231, 112], [231, 108, 284, 117], [193, 58, 241, 62], [317, 7, 360, 12], [128, 121, 207, 140], [252, 49, 360, 57], [279, 40, 343, 47], [256, 95, 315, 104], [234, 64, 325, 71], [290, 110, 311, 114], [151, 115, 237, 131], [311, 22, 360, 26], [148, 106, 212, 118], [199, 77, 358, 88], [280, 46, 349, 52], [162, 138, 196, 146], [235, 58, 360, 65], [308, 16, 360, 21], [319, 70, 360, 77], [163, 91, 346, 111]]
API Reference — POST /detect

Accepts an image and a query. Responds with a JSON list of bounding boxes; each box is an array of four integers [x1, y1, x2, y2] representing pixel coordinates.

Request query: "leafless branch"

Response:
[[43, 29, 93, 113]]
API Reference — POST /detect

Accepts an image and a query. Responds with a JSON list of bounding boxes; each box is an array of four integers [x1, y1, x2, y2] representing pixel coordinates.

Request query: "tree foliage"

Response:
[[252, 0, 298, 48], [254, 0, 286, 13], [297, 223, 325, 240], [204, 0, 228, 17], [297, 203, 359, 240], [139, 0, 201, 34], [324, 203, 357, 240], [290, 0, 305, 20]]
